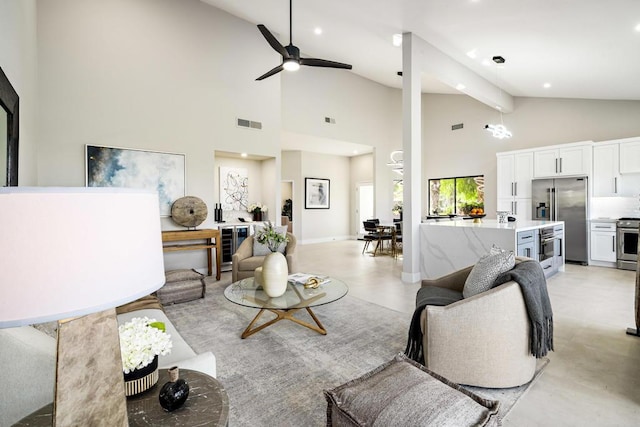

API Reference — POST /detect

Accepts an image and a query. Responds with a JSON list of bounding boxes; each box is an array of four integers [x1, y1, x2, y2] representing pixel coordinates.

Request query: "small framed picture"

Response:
[[305, 178, 330, 209]]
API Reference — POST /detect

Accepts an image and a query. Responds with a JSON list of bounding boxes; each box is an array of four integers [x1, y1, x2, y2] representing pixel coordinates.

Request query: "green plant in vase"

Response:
[[255, 221, 289, 252]]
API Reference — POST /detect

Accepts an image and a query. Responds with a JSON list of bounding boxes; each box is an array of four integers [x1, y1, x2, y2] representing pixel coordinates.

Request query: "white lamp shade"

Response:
[[0, 187, 166, 328]]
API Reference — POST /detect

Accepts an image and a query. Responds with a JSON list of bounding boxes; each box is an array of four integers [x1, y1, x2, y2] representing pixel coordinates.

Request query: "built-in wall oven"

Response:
[[617, 218, 639, 271], [539, 225, 563, 276]]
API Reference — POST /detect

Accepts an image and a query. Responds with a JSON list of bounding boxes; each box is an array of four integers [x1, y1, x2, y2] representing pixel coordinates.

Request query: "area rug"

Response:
[[164, 278, 548, 426]]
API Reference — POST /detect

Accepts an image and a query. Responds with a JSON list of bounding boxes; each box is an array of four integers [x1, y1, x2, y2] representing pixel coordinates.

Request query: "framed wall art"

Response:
[[86, 145, 185, 216], [305, 177, 330, 209], [219, 166, 248, 211]]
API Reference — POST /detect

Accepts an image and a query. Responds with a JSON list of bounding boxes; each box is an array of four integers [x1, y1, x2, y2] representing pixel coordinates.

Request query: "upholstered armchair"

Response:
[[419, 264, 537, 388], [232, 232, 297, 282]]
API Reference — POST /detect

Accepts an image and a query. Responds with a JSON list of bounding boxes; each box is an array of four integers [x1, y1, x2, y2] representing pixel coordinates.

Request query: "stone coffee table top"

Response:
[[15, 368, 229, 426]]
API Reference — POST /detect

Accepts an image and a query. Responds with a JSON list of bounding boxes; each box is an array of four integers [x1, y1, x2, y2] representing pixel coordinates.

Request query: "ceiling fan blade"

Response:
[[300, 57, 352, 70], [257, 24, 289, 59], [256, 64, 284, 81]]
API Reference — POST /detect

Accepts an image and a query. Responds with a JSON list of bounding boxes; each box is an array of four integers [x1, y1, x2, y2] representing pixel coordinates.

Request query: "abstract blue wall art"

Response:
[[86, 145, 185, 216]]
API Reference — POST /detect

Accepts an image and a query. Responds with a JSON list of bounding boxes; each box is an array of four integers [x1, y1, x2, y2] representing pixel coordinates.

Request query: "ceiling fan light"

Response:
[[283, 59, 300, 71]]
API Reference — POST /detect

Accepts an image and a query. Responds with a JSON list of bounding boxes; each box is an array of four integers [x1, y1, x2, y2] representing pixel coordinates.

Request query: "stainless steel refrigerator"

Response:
[[532, 176, 589, 264]]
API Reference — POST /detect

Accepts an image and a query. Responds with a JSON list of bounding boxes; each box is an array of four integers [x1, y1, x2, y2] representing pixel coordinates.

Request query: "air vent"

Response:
[[451, 123, 464, 131], [325, 117, 336, 124], [236, 118, 262, 130]]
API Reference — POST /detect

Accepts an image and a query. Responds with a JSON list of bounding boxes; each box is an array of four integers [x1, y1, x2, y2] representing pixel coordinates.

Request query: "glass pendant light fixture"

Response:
[[386, 150, 403, 175], [485, 56, 512, 139]]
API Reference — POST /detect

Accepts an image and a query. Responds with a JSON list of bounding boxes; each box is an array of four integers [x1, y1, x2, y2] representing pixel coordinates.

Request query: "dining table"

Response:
[[373, 222, 399, 257]]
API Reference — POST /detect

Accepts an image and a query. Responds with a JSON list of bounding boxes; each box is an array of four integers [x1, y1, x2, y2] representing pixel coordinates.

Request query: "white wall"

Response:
[[300, 152, 350, 243], [282, 66, 401, 224], [212, 155, 277, 222], [282, 150, 350, 243], [421, 93, 640, 217], [35, 0, 282, 234], [34, 0, 283, 272], [281, 150, 303, 237], [0, 0, 38, 185]]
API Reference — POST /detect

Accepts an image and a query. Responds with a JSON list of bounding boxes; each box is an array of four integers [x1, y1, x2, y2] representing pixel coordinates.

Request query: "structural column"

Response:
[[401, 32, 422, 283]]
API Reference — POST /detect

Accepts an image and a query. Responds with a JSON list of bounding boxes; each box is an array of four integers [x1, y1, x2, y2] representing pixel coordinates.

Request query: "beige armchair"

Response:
[[419, 264, 537, 388], [232, 232, 297, 283]]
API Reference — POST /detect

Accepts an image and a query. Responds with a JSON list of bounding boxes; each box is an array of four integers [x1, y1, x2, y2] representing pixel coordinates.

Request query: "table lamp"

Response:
[[0, 187, 165, 426]]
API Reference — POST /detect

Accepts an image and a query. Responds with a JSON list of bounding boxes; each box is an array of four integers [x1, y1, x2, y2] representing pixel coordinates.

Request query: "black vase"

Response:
[[159, 366, 190, 412], [123, 355, 159, 397], [124, 356, 158, 382]]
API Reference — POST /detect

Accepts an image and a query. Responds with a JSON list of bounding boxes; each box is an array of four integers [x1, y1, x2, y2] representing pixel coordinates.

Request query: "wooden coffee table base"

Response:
[[241, 307, 327, 339]]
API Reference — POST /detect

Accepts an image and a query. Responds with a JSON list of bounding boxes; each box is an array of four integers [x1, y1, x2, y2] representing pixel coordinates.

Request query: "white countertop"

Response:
[[590, 218, 618, 223], [421, 218, 564, 232]]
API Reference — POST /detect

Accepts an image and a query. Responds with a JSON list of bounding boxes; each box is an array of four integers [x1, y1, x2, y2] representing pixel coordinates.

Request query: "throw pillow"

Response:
[[253, 224, 288, 256], [463, 245, 515, 298]]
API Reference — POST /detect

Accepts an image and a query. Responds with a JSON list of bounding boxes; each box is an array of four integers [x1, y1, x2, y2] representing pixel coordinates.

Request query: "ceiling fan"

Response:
[[255, 0, 352, 81]]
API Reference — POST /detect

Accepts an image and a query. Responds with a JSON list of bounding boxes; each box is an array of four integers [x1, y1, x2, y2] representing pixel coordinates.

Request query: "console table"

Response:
[[162, 229, 222, 280], [15, 369, 229, 426]]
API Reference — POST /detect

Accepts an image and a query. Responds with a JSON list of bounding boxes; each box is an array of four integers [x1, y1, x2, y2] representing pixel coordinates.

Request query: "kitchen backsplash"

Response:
[[591, 196, 640, 219]]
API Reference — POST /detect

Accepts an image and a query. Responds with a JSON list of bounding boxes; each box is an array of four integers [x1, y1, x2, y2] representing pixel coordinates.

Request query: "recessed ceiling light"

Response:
[[466, 49, 477, 59], [543, 82, 551, 89], [241, 152, 248, 158], [495, 105, 502, 111], [392, 34, 402, 47], [635, 23, 640, 32], [456, 83, 466, 91], [353, 150, 359, 155], [314, 27, 322, 35], [481, 58, 492, 66]]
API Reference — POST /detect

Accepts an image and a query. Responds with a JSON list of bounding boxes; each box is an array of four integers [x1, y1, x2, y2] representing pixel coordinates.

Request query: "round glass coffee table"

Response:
[[224, 276, 348, 339]]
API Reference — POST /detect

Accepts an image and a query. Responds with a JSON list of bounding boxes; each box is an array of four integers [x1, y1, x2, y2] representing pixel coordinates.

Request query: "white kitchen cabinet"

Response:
[[590, 222, 616, 264], [533, 143, 592, 178], [497, 151, 533, 221], [593, 143, 620, 196], [497, 197, 531, 221], [619, 139, 640, 173], [497, 152, 533, 199]]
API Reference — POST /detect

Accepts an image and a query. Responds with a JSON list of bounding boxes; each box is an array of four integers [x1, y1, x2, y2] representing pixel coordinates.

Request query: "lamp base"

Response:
[[54, 308, 128, 426]]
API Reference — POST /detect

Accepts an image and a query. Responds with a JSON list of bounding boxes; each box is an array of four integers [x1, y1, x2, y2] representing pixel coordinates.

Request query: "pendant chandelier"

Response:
[[386, 150, 403, 175], [485, 56, 512, 139]]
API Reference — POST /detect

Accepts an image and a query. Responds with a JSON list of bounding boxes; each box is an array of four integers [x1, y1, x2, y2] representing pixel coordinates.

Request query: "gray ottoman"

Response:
[[324, 354, 500, 427], [157, 269, 205, 305]]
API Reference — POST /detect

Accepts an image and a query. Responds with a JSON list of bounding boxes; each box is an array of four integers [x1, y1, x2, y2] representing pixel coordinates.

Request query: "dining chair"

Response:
[[362, 221, 380, 254], [364, 220, 392, 256]]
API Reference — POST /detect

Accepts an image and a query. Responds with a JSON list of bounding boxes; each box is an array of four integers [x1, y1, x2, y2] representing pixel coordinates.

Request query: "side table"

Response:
[[162, 229, 222, 280], [15, 369, 229, 426]]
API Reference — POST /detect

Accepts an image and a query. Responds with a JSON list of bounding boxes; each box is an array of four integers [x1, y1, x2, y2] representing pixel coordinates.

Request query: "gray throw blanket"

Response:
[[492, 259, 554, 358], [404, 286, 463, 363], [405, 260, 553, 363]]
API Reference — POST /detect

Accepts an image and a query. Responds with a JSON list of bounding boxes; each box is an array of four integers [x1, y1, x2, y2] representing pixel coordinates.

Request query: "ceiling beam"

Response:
[[406, 32, 514, 113]]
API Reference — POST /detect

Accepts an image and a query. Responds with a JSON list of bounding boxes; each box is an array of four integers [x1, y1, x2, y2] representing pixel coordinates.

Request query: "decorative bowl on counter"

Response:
[[468, 214, 486, 223]]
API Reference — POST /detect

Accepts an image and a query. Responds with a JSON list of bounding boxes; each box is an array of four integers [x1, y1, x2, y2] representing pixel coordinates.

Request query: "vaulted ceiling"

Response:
[[202, 0, 640, 101]]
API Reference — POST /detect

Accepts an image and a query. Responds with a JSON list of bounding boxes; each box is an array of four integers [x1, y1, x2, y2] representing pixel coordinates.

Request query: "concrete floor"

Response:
[[295, 239, 640, 426]]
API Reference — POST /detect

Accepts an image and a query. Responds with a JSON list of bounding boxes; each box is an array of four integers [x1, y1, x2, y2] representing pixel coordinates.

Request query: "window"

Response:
[[428, 175, 484, 216], [392, 179, 403, 217]]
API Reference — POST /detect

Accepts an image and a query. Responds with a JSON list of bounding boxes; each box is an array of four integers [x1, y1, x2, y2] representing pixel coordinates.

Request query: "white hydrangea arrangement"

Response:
[[119, 317, 173, 374], [247, 203, 268, 214]]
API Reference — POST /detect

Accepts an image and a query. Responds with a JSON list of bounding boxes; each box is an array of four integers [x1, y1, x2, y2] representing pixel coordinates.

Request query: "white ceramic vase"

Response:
[[261, 251, 288, 297]]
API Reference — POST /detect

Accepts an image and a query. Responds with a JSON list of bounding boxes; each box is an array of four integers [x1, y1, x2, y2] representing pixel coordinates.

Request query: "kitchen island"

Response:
[[420, 219, 564, 279]]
